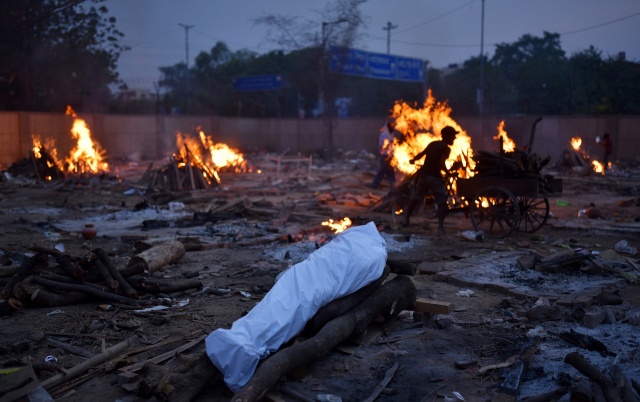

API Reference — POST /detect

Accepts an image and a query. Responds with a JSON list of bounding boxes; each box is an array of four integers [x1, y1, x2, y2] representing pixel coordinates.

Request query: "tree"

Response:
[[0, 0, 126, 112], [254, 0, 368, 157]]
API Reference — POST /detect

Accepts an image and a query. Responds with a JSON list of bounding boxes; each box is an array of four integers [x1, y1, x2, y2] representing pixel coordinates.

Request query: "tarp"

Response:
[[205, 222, 387, 391]]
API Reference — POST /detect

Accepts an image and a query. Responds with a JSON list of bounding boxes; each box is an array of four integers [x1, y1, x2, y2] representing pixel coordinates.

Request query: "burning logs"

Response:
[[140, 146, 220, 193], [5, 148, 66, 181]]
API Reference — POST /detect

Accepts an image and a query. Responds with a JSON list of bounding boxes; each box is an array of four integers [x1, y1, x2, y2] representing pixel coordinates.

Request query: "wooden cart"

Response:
[[456, 176, 563, 238]]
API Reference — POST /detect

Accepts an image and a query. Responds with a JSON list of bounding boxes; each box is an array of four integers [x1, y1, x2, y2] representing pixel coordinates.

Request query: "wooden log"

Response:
[[0, 298, 21, 316], [521, 388, 568, 402], [631, 380, 640, 398], [185, 146, 197, 190], [56, 254, 83, 278], [128, 241, 185, 273], [46, 337, 94, 359], [556, 329, 609, 357], [31, 288, 92, 307], [564, 352, 622, 402], [94, 258, 118, 289], [81, 263, 144, 283], [610, 366, 639, 402], [41, 337, 133, 390], [1, 252, 44, 298], [232, 275, 417, 402], [386, 259, 417, 276], [491, 337, 541, 402], [93, 248, 138, 299], [571, 382, 594, 402], [593, 383, 607, 402], [37, 272, 115, 293], [127, 277, 202, 294], [0, 266, 19, 278], [413, 298, 453, 315], [31, 276, 141, 306], [304, 266, 390, 335]]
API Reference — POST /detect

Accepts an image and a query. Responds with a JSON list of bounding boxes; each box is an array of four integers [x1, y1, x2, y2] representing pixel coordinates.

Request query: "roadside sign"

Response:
[[329, 47, 423, 82], [233, 75, 283, 91]]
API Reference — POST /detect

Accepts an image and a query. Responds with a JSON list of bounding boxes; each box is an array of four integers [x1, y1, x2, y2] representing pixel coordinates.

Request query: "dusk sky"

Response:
[[106, 0, 640, 91]]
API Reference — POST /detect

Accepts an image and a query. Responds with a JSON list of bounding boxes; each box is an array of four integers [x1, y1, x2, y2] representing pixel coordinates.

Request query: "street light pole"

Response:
[[382, 22, 398, 55], [478, 0, 485, 117], [179, 23, 194, 114]]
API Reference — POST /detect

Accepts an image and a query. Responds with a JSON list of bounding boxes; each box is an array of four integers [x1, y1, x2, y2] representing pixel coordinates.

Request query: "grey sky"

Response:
[[106, 0, 640, 91]]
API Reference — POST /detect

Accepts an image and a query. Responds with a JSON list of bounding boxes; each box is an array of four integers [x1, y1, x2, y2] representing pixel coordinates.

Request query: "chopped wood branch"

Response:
[[31, 276, 142, 306], [94, 248, 138, 298], [564, 352, 622, 402]]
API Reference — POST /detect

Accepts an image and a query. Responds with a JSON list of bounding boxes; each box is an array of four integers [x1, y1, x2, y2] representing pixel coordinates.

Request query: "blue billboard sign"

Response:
[[329, 47, 423, 82], [233, 74, 283, 91]]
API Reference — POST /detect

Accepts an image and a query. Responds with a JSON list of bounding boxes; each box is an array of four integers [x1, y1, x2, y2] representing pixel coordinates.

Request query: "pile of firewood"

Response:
[[472, 149, 558, 193], [0, 243, 202, 315], [562, 352, 640, 402], [4, 149, 65, 181], [137, 145, 220, 193]]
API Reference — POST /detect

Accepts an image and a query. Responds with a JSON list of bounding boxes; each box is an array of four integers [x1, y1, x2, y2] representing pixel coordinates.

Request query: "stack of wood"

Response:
[[370, 173, 415, 213], [563, 352, 640, 402], [0, 242, 201, 315], [472, 149, 557, 193], [560, 144, 592, 169], [4, 148, 66, 181], [137, 145, 220, 193]]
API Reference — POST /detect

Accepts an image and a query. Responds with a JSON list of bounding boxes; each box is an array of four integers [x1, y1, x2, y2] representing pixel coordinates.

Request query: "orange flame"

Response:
[[390, 90, 475, 178], [198, 131, 245, 172], [322, 217, 352, 234], [592, 160, 604, 174], [571, 137, 582, 150], [65, 106, 108, 174], [493, 120, 516, 152], [32, 135, 43, 158], [31, 135, 63, 170]]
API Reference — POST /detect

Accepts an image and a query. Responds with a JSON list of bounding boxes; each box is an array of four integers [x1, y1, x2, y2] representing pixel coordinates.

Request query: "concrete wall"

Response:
[[0, 112, 638, 166]]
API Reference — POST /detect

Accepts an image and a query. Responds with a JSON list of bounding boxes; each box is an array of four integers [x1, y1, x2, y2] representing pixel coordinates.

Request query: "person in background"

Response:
[[598, 133, 613, 168], [370, 120, 396, 189], [403, 126, 462, 234]]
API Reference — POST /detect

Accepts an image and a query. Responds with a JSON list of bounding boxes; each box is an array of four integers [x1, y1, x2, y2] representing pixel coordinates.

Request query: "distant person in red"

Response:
[[598, 133, 613, 168]]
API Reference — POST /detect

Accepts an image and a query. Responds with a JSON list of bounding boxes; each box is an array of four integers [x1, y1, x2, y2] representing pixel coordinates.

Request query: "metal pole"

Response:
[[479, 0, 485, 117], [382, 22, 398, 55], [179, 23, 194, 114]]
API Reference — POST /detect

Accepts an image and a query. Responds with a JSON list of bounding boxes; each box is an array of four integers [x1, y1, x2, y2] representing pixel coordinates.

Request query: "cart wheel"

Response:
[[470, 186, 520, 238], [516, 196, 549, 233]]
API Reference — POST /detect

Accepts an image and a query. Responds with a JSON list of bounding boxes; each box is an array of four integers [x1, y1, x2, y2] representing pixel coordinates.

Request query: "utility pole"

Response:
[[478, 0, 485, 117], [382, 22, 398, 55], [179, 23, 194, 114]]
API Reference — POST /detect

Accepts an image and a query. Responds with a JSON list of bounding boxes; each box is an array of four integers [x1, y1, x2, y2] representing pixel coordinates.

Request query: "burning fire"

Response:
[[199, 131, 245, 171], [571, 137, 582, 150], [65, 106, 108, 174], [592, 160, 604, 174], [493, 121, 515, 152], [174, 131, 246, 183], [322, 217, 352, 234], [390, 90, 475, 178]]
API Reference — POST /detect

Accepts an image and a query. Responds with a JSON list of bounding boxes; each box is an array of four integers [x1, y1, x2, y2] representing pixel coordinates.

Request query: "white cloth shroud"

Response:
[[205, 222, 387, 391]]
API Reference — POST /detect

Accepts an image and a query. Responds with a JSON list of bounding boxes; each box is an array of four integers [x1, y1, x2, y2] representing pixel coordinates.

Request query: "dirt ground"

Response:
[[1, 160, 639, 402]]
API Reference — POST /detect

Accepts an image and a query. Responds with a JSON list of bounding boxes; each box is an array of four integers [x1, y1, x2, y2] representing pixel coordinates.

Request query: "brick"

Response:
[[528, 305, 562, 322], [582, 309, 605, 329], [556, 295, 576, 307], [573, 296, 594, 308], [117, 372, 140, 386], [413, 298, 453, 315]]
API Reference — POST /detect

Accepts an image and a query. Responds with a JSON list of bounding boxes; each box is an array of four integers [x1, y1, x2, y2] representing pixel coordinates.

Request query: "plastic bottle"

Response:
[[555, 199, 570, 206]]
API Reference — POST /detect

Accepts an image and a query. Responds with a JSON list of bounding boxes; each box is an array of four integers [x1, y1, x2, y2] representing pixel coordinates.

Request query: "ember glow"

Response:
[[390, 90, 475, 178], [322, 217, 352, 234], [592, 160, 604, 174], [65, 106, 108, 174], [493, 120, 515, 152], [571, 137, 582, 150]]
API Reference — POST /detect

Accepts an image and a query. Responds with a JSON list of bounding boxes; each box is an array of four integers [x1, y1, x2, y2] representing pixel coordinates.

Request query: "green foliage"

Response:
[[0, 0, 125, 112], [440, 32, 640, 116]]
